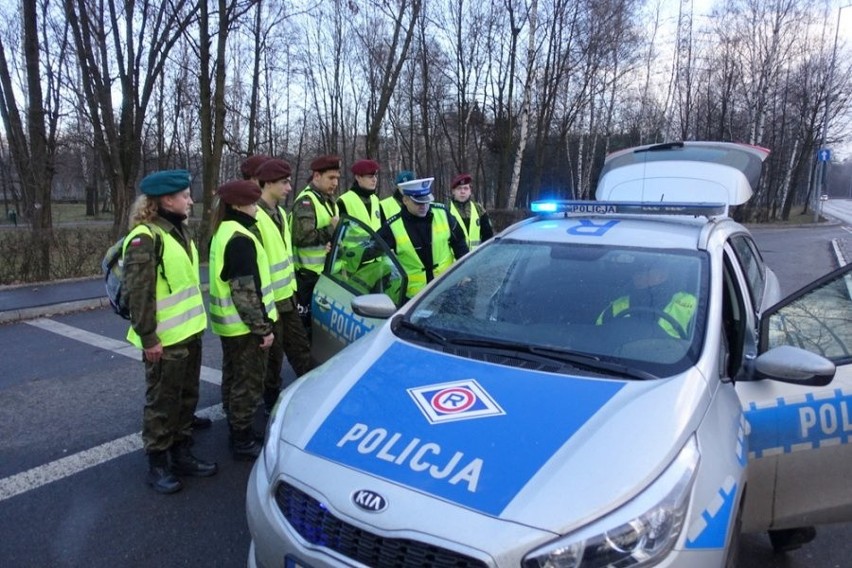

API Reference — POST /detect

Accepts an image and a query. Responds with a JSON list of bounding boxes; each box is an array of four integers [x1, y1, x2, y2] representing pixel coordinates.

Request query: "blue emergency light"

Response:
[[530, 200, 727, 217]]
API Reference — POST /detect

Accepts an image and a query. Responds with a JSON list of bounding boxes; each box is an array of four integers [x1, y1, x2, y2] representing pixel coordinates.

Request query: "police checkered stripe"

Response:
[[736, 414, 747, 467], [685, 476, 737, 547], [745, 387, 852, 459]]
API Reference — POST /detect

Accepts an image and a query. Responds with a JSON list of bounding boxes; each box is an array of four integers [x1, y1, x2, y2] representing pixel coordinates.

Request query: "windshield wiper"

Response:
[[391, 315, 448, 346], [445, 336, 658, 381]]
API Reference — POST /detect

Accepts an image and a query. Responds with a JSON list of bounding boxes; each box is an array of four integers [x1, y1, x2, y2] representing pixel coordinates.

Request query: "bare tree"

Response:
[[64, 0, 197, 233], [0, 0, 69, 279]]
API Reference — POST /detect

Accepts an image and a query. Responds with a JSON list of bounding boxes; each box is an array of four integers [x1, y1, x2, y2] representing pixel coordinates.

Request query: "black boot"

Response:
[[192, 414, 212, 430], [169, 441, 218, 477], [231, 428, 262, 461], [147, 451, 183, 494]]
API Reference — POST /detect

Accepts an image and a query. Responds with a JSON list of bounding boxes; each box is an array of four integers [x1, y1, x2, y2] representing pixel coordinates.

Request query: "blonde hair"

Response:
[[128, 195, 159, 230]]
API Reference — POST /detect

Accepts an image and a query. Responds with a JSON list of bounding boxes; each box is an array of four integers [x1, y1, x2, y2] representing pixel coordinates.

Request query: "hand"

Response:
[[331, 215, 339, 228], [259, 333, 274, 350], [143, 342, 163, 363]]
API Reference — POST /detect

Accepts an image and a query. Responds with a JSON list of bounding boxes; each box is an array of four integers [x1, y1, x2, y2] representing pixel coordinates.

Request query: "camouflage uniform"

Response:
[[123, 215, 203, 454], [211, 209, 275, 435], [291, 185, 338, 330], [257, 198, 313, 409]]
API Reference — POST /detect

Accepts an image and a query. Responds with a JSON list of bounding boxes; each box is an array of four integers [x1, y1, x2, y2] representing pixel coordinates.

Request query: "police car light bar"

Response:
[[530, 200, 728, 217]]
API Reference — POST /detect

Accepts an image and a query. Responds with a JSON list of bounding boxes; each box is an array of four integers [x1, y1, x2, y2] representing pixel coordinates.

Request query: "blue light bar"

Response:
[[530, 200, 727, 217]]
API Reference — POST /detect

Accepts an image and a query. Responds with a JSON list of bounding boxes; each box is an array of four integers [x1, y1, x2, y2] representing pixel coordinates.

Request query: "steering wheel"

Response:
[[608, 306, 688, 339]]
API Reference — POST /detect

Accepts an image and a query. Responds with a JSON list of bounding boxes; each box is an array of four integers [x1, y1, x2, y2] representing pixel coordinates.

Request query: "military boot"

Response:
[[231, 428, 262, 461], [147, 451, 183, 494], [169, 441, 218, 477]]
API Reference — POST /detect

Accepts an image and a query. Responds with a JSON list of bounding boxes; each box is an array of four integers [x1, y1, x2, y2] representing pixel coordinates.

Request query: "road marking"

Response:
[[0, 404, 226, 503], [25, 318, 221, 385], [0, 318, 226, 503]]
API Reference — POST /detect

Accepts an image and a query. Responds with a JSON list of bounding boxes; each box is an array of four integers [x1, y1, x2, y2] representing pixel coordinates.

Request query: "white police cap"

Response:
[[398, 177, 434, 203]]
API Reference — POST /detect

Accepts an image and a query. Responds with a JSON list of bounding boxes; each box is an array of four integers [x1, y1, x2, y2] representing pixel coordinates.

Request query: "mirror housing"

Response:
[[752, 345, 835, 387], [352, 294, 397, 320]]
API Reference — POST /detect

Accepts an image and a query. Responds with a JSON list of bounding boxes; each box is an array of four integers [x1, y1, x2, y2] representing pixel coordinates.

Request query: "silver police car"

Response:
[[247, 142, 852, 567]]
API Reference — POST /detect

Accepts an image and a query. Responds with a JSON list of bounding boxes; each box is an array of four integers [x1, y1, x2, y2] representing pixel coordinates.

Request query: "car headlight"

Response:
[[524, 436, 700, 568]]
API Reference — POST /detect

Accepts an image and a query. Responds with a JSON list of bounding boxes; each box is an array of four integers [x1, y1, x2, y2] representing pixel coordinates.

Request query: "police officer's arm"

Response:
[[222, 236, 274, 337], [123, 233, 161, 353], [447, 215, 470, 259], [477, 203, 494, 241]]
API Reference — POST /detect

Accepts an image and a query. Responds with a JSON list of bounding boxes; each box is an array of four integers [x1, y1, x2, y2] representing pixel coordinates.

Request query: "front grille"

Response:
[[275, 482, 488, 568]]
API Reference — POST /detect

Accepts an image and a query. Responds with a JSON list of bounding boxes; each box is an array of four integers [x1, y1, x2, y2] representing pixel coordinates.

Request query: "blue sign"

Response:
[[818, 148, 831, 162]]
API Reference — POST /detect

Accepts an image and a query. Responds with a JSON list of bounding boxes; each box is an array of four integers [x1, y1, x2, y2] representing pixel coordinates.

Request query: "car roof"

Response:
[[596, 141, 770, 209]]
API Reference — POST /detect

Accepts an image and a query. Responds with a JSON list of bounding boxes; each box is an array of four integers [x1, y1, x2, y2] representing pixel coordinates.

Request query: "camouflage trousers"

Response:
[[264, 297, 314, 411], [142, 334, 202, 453], [221, 333, 268, 431]]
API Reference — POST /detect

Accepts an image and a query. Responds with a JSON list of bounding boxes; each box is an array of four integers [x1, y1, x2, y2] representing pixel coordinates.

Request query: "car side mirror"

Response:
[[352, 293, 398, 320], [752, 345, 835, 387]]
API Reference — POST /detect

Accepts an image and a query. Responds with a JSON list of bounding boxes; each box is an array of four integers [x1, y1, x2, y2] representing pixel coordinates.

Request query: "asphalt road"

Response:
[[1, 216, 851, 567]]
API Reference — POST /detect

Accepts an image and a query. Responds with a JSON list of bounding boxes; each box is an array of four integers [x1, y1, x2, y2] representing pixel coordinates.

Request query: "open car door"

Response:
[[738, 263, 852, 532], [311, 217, 407, 364]]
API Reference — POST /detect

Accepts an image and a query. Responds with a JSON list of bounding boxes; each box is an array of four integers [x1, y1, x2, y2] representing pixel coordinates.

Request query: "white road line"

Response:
[[0, 318, 226, 503], [0, 405, 226, 503], [25, 318, 221, 385]]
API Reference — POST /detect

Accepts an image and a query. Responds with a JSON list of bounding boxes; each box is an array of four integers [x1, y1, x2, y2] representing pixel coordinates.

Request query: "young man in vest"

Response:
[[338, 159, 381, 230], [253, 158, 313, 414], [209, 180, 278, 461], [448, 172, 493, 249], [377, 178, 469, 301], [380, 170, 414, 225], [291, 155, 341, 333], [124, 169, 216, 494]]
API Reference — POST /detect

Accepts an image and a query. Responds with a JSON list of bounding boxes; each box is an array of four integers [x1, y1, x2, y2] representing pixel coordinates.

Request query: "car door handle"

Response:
[[315, 297, 331, 311]]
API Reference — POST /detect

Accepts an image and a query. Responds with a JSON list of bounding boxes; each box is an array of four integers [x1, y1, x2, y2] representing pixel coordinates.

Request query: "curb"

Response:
[[0, 297, 111, 325]]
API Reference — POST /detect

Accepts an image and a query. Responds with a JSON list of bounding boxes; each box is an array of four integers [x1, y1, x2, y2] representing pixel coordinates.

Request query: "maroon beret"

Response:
[[310, 154, 341, 173], [351, 159, 380, 176], [451, 173, 472, 189], [217, 180, 261, 206], [255, 159, 292, 182], [240, 155, 271, 179]]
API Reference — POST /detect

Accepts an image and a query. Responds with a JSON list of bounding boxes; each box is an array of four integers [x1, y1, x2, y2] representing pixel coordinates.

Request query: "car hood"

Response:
[[279, 328, 710, 533]]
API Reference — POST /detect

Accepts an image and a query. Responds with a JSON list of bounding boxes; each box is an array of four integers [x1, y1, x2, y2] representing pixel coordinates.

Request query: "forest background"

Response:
[[1, 0, 852, 283]]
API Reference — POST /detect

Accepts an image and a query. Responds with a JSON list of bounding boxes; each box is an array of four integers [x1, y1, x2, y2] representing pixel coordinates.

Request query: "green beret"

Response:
[[140, 170, 191, 196]]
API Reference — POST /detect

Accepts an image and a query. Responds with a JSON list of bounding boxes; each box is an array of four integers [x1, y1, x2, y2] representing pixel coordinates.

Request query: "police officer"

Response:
[[291, 155, 341, 332], [209, 180, 278, 460], [596, 259, 696, 338], [253, 158, 313, 414], [377, 177, 469, 301], [124, 169, 215, 494], [448, 172, 493, 250], [338, 159, 382, 230], [380, 170, 414, 225]]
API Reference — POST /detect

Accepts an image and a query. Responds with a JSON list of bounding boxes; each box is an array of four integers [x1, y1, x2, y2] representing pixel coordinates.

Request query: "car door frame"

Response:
[[311, 216, 407, 364], [738, 262, 852, 531]]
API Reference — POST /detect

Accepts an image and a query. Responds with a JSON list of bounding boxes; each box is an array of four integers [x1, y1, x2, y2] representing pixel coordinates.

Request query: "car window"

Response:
[[729, 235, 765, 309], [405, 240, 709, 377], [762, 264, 852, 364], [325, 218, 407, 307]]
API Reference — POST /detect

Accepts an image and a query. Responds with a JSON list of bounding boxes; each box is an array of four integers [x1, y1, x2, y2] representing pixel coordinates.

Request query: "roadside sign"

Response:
[[818, 148, 831, 162]]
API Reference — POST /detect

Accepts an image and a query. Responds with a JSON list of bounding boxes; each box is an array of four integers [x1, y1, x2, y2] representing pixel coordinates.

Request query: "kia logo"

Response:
[[352, 489, 388, 513]]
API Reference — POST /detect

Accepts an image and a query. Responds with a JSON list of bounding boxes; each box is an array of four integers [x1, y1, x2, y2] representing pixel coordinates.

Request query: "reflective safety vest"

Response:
[[338, 190, 381, 230], [292, 188, 337, 274], [389, 208, 453, 299], [255, 206, 297, 302], [125, 224, 207, 348], [208, 221, 279, 337], [596, 292, 697, 338], [380, 195, 402, 221], [449, 201, 482, 249]]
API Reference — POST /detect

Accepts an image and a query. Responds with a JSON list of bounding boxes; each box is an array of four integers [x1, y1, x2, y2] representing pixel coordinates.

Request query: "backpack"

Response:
[[102, 225, 162, 319]]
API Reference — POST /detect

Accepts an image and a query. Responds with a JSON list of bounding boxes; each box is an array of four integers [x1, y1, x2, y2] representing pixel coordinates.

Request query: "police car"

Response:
[[247, 142, 852, 567]]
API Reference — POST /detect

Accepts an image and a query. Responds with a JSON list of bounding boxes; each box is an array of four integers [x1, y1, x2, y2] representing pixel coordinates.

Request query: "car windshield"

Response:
[[402, 240, 709, 377]]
